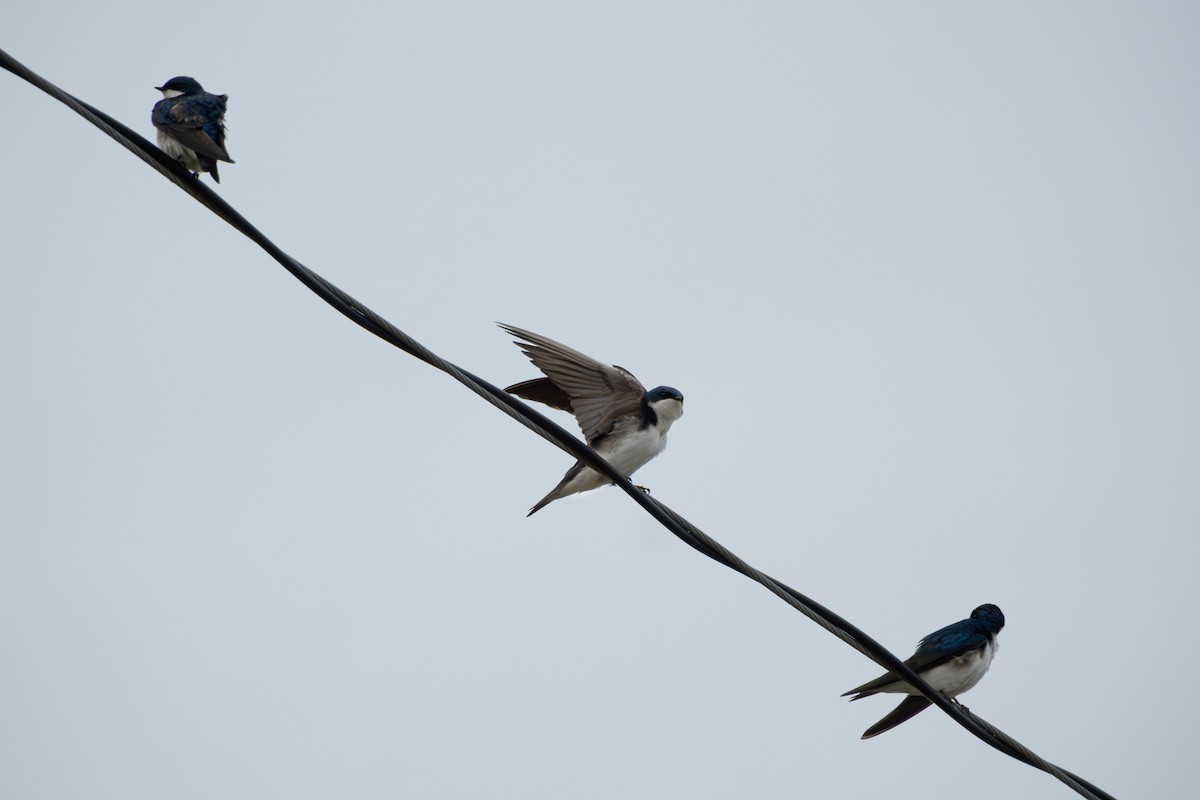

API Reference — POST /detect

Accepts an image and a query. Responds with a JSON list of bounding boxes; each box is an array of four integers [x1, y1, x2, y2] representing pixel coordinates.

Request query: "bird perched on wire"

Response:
[[501, 324, 685, 516], [843, 603, 1005, 739], [151, 76, 234, 182]]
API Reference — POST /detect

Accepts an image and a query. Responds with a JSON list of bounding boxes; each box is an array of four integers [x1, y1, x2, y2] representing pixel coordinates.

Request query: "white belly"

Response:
[[913, 638, 997, 699], [561, 426, 669, 495], [602, 425, 669, 475], [157, 130, 201, 172]]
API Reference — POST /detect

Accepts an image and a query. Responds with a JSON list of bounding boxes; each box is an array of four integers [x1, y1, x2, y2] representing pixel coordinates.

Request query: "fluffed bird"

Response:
[[152, 76, 234, 182], [501, 324, 684, 516], [843, 603, 1005, 739]]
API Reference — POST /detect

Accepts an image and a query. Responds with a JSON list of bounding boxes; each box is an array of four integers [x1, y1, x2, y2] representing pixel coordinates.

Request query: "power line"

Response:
[[1, 47, 1116, 800]]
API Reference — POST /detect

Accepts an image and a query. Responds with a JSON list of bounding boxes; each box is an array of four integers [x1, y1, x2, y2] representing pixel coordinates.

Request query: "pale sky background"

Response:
[[3, 4, 1197, 799]]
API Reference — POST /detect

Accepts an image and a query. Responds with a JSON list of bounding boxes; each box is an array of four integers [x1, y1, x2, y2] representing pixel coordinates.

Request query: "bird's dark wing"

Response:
[[908, 620, 990, 669], [500, 324, 645, 444], [860, 696, 933, 739], [152, 95, 232, 162], [504, 378, 573, 412], [843, 619, 988, 699]]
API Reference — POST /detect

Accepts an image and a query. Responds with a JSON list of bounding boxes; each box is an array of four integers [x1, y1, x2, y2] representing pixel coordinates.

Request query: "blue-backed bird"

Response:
[[152, 76, 233, 182], [501, 324, 684, 516], [843, 603, 1005, 739]]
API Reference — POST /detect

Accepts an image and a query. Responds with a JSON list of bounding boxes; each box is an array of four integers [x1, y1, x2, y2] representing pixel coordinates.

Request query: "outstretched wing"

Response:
[[504, 377, 573, 412], [500, 324, 645, 444], [152, 95, 232, 162]]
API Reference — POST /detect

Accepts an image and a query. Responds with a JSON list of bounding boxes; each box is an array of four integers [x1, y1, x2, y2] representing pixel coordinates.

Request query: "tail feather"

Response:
[[526, 491, 559, 516], [200, 155, 221, 183], [860, 695, 932, 739], [526, 462, 585, 516]]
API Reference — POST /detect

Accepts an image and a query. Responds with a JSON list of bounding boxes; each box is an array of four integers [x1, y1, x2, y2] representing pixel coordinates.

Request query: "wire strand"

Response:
[[1, 47, 1116, 800]]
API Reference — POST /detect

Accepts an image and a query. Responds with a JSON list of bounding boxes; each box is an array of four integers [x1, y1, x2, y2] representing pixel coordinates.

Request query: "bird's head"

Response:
[[644, 385, 684, 421], [155, 76, 204, 98], [971, 604, 1005, 632], [644, 386, 684, 404]]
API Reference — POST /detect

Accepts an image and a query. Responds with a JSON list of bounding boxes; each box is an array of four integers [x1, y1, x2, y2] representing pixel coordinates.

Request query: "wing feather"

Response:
[[843, 620, 989, 699], [504, 378, 573, 412], [500, 324, 644, 444], [152, 96, 232, 162]]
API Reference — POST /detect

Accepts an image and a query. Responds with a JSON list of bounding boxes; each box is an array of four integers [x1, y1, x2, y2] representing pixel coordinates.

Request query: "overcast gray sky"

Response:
[[4, 4, 1197, 798]]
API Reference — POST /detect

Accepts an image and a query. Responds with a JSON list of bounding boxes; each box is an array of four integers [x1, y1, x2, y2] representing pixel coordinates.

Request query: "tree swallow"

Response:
[[501, 324, 685, 516], [843, 603, 1005, 739], [152, 76, 234, 182]]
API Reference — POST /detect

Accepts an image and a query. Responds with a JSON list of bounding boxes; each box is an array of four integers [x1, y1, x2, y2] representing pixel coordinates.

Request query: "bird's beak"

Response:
[[154, 86, 164, 91]]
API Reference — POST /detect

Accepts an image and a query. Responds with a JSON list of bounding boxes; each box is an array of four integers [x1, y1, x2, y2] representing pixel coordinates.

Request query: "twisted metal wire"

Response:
[[1, 47, 1116, 800]]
